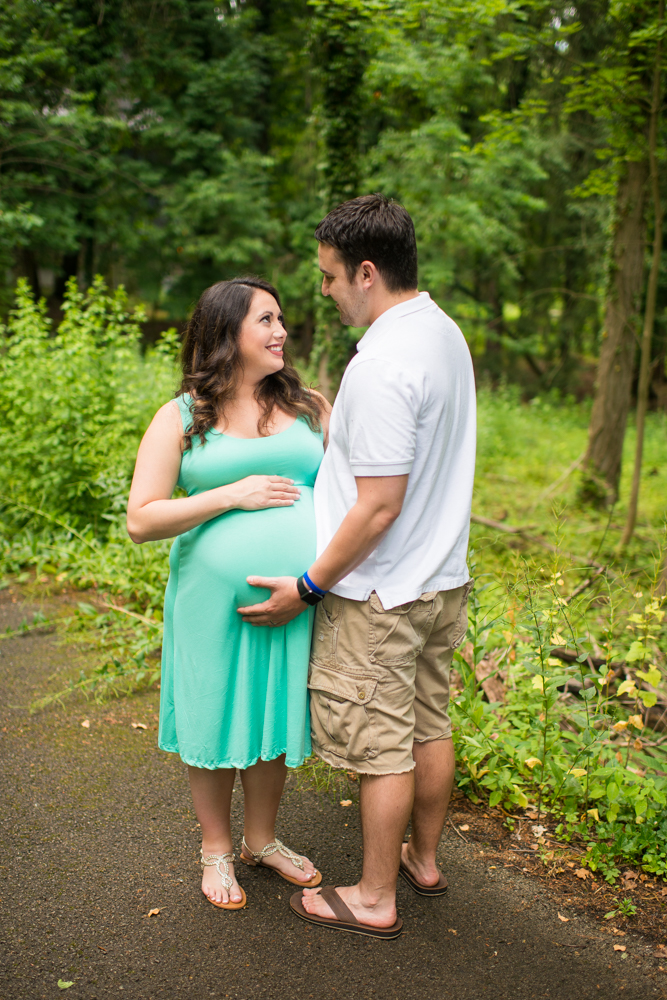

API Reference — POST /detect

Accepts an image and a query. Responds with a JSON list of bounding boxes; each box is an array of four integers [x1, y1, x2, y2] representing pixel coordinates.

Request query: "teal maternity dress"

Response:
[[158, 394, 323, 770]]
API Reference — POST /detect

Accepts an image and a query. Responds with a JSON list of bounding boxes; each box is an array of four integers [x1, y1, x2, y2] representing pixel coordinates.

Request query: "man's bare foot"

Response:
[[242, 837, 318, 883], [400, 841, 440, 887], [300, 884, 397, 928], [201, 846, 244, 905]]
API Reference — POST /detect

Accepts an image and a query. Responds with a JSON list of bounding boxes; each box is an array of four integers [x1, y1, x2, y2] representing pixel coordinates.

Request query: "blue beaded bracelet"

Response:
[[303, 570, 327, 597]]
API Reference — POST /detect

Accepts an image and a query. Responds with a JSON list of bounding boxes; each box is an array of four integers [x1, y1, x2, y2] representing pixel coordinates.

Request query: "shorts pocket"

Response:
[[308, 664, 379, 761], [450, 579, 474, 649], [369, 592, 434, 666], [310, 593, 344, 667]]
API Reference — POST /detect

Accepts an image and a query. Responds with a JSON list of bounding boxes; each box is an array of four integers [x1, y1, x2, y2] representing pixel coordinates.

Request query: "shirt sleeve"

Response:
[[342, 358, 421, 476]]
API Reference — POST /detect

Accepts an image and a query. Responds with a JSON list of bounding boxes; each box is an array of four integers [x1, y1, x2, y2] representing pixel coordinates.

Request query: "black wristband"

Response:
[[296, 575, 325, 606]]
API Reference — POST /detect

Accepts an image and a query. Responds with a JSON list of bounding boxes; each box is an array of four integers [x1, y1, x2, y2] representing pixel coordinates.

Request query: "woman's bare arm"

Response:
[[126, 401, 300, 543]]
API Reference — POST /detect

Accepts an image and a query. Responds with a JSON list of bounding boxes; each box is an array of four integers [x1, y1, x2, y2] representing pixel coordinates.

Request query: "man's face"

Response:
[[318, 244, 367, 327]]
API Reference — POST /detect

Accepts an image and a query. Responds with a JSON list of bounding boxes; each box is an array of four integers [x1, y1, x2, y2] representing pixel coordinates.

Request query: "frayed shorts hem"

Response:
[[413, 730, 452, 743], [313, 745, 416, 776]]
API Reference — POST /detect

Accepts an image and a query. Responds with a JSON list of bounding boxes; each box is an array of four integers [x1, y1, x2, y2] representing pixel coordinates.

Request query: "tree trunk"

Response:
[[581, 159, 649, 505], [620, 0, 663, 549]]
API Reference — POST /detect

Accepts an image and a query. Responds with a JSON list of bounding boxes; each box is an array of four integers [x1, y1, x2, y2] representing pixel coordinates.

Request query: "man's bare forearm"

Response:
[[307, 504, 397, 592]]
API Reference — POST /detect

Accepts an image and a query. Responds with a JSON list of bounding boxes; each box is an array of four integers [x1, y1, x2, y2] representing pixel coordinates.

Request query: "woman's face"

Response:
[[237, 289, 287, 382]]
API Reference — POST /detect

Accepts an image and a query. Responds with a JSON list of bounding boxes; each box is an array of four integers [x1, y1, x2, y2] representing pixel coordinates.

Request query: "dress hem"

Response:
[[158, 742, 310, 771]]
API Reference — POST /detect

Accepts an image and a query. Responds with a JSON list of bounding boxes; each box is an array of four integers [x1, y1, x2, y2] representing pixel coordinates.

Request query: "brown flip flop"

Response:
[[290, 887, 403, 939], [398, 862, 448, 897]]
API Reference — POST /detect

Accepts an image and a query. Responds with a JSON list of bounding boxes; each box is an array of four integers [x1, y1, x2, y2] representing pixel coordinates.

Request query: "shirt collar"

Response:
[[356, 291, 432, 352]]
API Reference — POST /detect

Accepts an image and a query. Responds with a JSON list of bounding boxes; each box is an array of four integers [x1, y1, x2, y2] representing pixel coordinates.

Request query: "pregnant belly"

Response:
[[176, 489, 317, 607]]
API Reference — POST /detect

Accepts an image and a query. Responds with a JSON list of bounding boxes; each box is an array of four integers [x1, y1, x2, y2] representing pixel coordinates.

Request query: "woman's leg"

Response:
[[240, 755, 317, 882], [188, 765, 244, 904]]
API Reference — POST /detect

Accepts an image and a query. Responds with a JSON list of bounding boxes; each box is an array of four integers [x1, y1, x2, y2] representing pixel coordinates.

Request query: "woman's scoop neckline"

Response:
[[210, 416, 299, 441]]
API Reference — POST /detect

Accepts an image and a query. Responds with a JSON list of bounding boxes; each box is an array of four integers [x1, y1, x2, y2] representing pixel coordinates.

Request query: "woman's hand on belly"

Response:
[[226, 475, 301, 511]]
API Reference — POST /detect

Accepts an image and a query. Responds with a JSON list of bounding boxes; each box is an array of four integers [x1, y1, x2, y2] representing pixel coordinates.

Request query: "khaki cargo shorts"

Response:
[[308, 581, 473, 775]]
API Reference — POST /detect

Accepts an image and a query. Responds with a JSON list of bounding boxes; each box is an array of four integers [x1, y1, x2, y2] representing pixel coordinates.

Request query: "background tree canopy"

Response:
[[1, 0, 665, 490]]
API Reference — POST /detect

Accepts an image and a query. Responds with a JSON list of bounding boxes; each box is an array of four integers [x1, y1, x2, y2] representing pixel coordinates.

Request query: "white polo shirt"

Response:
[[313, 291, 476, 610]]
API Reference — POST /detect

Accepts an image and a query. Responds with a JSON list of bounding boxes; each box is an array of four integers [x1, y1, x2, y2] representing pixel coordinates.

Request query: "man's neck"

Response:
[[366, 288, 420, 327]]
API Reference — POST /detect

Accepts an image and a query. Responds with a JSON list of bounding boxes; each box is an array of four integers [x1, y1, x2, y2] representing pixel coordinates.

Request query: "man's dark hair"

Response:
[[314, 193, 418, 292]]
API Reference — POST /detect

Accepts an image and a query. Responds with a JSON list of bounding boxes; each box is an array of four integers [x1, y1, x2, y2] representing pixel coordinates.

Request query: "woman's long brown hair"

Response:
[[179, 277, 322, 449]]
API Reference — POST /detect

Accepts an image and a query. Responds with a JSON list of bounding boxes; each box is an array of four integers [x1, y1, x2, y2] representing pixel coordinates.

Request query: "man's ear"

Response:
[[359, 260, 379, 288]]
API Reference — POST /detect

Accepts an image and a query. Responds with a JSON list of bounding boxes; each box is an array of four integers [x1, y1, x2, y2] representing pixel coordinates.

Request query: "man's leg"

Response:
[[401, 736, 455, 886], [302, 769, 414, 927], [401, 584, 470, 885]]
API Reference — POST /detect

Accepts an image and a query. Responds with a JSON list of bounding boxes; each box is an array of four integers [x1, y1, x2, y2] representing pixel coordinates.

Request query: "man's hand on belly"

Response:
[[237, 576, 305, 627]]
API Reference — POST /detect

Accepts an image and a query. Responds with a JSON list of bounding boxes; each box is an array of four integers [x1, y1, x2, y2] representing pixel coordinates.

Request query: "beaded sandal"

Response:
[[239, 837, 322, 887], [200, 849, 247, 910]]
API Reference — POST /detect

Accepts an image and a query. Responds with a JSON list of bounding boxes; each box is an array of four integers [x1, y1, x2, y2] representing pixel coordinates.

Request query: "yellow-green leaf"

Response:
[[57, 982, 74, 991], [569, 768, 587, 778], [525, 757, 541, 769], [617, 679, 637, 697], [639, 690, 658, 708], [531, 675, 544, 692], [512, 788, 529, 808], [625, 641, 646, 663], [636, 666, 660, 687]]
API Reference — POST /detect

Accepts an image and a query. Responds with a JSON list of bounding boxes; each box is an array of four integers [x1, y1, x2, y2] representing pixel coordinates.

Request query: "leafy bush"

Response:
[[452, 552, 667, 880], [0, 277, 179, 530]]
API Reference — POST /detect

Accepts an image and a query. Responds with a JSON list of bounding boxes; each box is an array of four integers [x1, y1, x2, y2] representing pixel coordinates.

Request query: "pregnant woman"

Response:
[[127, 277, 330, 910]]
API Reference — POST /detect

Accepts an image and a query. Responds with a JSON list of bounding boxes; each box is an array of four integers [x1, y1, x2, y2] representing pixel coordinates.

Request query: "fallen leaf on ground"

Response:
[[531, 824, 546, 837], [131, 722, 148, 730], [575, 869, 588, 879], [660, 888, 667, 898], [460, 824, 470, 831], [654, 945, 667, 957], [611, 928, 626, 936], [147, 908, 160, 916], [80, 720, 90, 729], [57, 982, 74, 990], [567, 862, 576, 869], [613, 944, 626, 952], [448, 928, 457, 935], [557, 913, 569, 922], [339, 800, 352, 807]]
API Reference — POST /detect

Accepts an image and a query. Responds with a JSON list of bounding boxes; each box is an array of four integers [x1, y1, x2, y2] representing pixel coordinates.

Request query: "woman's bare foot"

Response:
[[201, 845, 244, 905], [400, 841, 440, 888], [300, 885, 397, 928], [241, 837, 318, 883]]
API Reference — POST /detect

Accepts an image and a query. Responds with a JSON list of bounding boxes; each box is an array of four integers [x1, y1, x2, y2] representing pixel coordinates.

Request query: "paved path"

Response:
[[1, 590, 666, 1000]]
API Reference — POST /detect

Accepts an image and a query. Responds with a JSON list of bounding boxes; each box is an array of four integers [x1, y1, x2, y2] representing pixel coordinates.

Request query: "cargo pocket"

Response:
[[308, 664, 379, 761], [369, 592, 434, 666], [450, 578, 474, 649]]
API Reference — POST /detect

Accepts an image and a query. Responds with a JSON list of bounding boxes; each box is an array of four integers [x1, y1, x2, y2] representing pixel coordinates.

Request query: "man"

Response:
[[238, 193, 476, 939]]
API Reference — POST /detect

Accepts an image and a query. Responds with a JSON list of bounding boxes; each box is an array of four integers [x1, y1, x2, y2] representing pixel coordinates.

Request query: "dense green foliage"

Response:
[[0, 279, 178, 527], [2, 0, 665, 395]]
